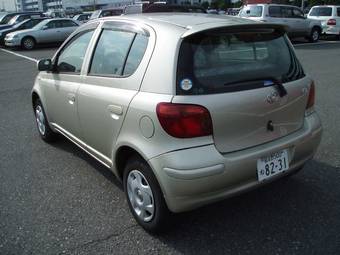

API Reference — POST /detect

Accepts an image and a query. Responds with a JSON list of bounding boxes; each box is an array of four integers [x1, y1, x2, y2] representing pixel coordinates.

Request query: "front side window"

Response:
[[292, 8, 304, 18], [89, 29, 135, 76], [46, 21, 57, 29], [56, 30, 94, 73], [281, 7, 293, 18], [177, 29, 305, 95]]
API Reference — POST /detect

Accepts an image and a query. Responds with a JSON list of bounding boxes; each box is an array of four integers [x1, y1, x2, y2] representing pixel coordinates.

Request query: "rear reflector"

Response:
[[327, 19, 336, 26], [156, 103, 213, 138], [306, 81, 315, 110]]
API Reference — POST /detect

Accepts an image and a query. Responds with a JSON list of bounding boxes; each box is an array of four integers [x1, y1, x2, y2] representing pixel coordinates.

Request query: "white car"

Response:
[[308, 5, 340, 39], [5, 18, 79, 50], [239, 4, 323, 42]]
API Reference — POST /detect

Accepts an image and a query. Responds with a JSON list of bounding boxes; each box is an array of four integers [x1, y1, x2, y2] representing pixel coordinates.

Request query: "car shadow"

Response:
[[154, 160, 340, 254], [49, 134, 123, 190]]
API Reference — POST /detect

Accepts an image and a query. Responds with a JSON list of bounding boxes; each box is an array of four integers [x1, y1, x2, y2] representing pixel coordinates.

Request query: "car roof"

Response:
[[96, 13, 255, 30]]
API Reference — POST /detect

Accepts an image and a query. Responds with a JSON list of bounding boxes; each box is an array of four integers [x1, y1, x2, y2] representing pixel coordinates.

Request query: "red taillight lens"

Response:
[[306, 81, 315, 110], [327, 19, 336, 25], [156, 103, 213, 138]]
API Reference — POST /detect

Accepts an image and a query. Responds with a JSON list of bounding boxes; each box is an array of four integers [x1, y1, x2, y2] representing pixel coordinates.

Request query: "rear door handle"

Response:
[[67, 93, 76, 105], [107, 105, 123, 120]]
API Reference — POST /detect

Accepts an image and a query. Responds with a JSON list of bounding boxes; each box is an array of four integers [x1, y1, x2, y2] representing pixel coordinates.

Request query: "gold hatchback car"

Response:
[[32, 14, 322, 232]]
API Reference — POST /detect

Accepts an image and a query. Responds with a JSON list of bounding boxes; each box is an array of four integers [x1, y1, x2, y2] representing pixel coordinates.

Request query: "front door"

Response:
[[41, 30, 95, 138]]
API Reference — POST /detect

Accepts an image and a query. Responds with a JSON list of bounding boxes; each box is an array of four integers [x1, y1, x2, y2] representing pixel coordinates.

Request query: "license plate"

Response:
[[257, 150, 289, 181]]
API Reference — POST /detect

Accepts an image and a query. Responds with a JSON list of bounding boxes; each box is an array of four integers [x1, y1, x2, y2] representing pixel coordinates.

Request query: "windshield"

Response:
[[90, 10, 101, 19], [239, 6, 263, 17], [8, 15, 19, 25], [309, 7, 332, 16], [0, 13, 16, 24], [33, 19, 50, 29], [177, 29, 305, 95]]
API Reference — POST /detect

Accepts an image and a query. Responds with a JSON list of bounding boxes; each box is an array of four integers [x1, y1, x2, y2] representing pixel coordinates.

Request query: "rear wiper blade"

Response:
[[224, 77, 287, 97]]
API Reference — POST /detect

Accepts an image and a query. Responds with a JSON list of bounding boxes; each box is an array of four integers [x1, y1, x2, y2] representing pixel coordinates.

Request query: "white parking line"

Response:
[[294, 41, 340, 47], [0, 48, 38, 63]]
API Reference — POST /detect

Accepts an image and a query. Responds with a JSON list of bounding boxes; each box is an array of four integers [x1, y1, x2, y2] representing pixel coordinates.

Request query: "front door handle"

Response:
[[67, 93, 76, 105], [107, 105, 123, 120]]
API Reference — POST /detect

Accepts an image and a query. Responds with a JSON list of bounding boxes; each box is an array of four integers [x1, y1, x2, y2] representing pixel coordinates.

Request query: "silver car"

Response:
[[308, 5, 340, 39], [5, 18, 79, 50], [32, 14, 322, 232], [239, 4, 323, 42]]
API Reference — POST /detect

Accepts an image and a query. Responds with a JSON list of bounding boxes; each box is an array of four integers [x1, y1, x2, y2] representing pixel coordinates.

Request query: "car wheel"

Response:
[[123, 155, 170, 233], [21, 37, 35, 50], [34, 99, 57, 142], [308, 28, 320, 43]]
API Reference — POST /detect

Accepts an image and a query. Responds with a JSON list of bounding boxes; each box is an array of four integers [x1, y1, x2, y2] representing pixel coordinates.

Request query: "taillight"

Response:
[[156, 103, 213, 138], [327, 19, 336, 26], [306, 81, 315, 114]]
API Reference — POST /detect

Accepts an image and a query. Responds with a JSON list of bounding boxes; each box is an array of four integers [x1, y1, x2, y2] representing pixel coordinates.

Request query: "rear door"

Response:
[[77, 21, 150, 160], [57, 19, 79, 42], [174, 26, 309, 153]]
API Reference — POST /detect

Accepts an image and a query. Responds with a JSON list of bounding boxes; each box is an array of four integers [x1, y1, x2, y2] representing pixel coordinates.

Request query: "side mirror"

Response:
[[37, 59, 52, 71]]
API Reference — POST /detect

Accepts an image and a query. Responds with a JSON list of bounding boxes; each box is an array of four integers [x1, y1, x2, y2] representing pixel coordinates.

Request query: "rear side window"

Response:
[[176, 29, 305, 95], [123, 34, 148, 76], [269, 6, 282, 17], [337, 8, 340, 16], [239, 6, 263, 17], [309, 7, 332, 16], [90, 30, 135, 76], [61, 20, 78, 27]]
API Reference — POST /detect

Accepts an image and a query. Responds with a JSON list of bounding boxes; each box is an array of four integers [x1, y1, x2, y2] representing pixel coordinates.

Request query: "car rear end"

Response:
[[146, 23, 322, 213], [308, 6, 340, 36]]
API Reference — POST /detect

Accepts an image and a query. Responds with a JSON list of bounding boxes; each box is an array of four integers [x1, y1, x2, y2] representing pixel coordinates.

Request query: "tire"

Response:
[[308, 27, 320, 43], [21, 36, 35, 50], [123, 155, 170, 233], [33, 99, 57, 143]]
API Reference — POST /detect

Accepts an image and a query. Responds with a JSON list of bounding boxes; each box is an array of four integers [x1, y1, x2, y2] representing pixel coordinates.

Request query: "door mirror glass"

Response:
[[37, 59, 52, 71]]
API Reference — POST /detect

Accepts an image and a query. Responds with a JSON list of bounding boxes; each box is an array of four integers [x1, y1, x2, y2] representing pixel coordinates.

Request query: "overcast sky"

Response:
[[1, 0, 15, 11]]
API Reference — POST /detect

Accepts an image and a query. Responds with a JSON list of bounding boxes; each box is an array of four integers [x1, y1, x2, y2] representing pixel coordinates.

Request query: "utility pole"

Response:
[[93, 0, 97, 11]]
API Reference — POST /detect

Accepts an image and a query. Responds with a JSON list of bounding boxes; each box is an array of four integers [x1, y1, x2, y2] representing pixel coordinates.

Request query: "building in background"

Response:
[[16, 0, 63, 11]]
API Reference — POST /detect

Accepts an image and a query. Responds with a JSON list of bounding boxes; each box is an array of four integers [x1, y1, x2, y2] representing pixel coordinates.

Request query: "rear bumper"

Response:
[[322, 26, 340, 35], [149, 112, 322, 213]]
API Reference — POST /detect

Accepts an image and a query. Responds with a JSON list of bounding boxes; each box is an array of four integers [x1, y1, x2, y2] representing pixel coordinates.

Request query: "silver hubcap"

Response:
[[127, 170, 155, 222], [312, 31, 319, 41], [35, 105, 46, 135], [24, 39, 33, 49]]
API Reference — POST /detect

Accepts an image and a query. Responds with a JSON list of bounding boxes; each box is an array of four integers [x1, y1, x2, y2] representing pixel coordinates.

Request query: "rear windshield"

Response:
[[177, 29, 305, 95], [309, 7, 332, 16], [239, 6, 263, 17]]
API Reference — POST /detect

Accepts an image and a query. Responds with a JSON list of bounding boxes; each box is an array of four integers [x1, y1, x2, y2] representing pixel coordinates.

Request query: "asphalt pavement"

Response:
[[0, 42, 339, 255]]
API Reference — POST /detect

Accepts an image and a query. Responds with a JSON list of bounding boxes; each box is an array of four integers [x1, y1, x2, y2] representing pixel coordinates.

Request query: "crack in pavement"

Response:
[[60, 224, 138, 254]]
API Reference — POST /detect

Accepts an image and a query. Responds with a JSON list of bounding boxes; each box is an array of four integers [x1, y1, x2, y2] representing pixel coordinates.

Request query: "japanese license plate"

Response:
[[257, 150, 289, 181]]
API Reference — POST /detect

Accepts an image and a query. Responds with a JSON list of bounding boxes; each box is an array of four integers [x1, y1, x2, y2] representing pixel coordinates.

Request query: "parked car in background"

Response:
[[0, 17, 47, 45], [124, 3, 206, 14], [90, 8, 125, 20], [32, 14, 321, 232], [44, 9, 66, 18], [65, 7, 83, 17], [308, 5, 340, 39], [73, 13, 92, 24], [239, 4, 322, 42], [226, 8, 240, 16], [6, 13, 45, 26], [0, 11, 43, 25], [5, 18, 79, 50]]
